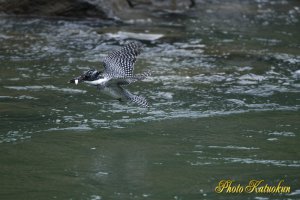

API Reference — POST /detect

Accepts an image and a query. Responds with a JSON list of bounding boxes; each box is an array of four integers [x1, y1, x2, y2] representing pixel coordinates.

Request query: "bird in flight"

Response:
[[69, 41, 150, 107]]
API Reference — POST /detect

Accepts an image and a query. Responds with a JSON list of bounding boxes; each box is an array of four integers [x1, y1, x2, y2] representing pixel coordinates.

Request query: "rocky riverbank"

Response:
[[0, 0, 195, 20]]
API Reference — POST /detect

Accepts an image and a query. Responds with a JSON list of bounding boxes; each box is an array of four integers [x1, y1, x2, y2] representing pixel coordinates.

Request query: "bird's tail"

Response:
[[134, 70, 151, 81], [124, 71, 151, 85]]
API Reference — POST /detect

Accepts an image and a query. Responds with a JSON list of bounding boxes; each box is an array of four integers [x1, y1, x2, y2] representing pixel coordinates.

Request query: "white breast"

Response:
[[85, 77, 109, 85]]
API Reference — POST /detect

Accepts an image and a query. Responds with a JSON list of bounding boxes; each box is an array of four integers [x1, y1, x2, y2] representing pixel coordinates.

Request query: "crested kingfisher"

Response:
[[69, 41, 150, 107]]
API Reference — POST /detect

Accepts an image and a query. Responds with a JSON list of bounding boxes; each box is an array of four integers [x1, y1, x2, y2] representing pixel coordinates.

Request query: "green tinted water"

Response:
[[0, 1, 300, 199]]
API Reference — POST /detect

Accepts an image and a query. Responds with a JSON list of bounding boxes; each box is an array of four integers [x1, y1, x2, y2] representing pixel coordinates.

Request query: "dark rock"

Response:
[[0, 0, 195, 20], [0, 0, 107, 18]]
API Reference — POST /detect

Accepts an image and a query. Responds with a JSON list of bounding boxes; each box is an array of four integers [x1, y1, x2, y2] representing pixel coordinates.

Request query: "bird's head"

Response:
[[69, 69, 101, 85]]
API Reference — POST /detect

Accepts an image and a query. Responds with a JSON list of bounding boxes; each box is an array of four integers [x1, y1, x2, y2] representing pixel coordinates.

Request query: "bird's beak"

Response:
[[69, 75, 84, 85]]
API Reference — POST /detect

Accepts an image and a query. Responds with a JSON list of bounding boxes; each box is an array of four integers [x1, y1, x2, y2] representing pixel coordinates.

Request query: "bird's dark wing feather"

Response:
[[103, 41, 143, 78]]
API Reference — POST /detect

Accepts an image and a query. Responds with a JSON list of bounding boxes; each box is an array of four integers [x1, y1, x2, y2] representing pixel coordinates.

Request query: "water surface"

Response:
[[0, 0, 300, 199]]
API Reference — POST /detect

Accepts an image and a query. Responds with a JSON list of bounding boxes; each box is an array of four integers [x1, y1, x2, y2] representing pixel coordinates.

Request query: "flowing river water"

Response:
[[0, 0, 300, 199]]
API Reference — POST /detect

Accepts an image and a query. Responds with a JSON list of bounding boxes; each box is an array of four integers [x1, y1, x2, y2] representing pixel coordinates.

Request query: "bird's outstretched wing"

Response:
[[103, 41, 143, 78], [120, 86, 149, 108]]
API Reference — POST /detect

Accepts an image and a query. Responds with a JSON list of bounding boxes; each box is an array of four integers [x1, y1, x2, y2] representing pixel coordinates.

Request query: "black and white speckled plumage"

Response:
[[103, 41, 143, 78], [70, 41, 150, 108]]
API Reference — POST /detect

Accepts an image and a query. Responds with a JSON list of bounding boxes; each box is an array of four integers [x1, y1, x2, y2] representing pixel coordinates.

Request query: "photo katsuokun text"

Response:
[[215, 179, 291, 194]]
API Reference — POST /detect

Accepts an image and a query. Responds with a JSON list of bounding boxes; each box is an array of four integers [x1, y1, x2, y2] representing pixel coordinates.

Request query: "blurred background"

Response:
[[0, 0, 299, 199]]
